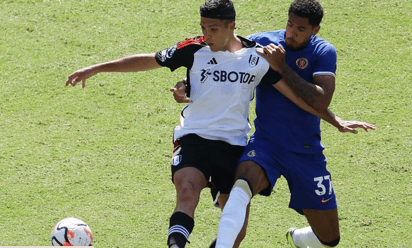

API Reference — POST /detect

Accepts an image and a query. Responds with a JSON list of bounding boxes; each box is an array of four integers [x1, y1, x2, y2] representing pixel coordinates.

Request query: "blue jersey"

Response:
[[248, 30, 337, 154]]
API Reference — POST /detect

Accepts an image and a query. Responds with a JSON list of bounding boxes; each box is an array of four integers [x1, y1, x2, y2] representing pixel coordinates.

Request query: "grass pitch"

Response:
[[0, 0, 411, 247]]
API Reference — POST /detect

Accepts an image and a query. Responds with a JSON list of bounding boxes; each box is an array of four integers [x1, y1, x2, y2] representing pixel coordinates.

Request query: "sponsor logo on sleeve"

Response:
[[159, 45, 177, 62]]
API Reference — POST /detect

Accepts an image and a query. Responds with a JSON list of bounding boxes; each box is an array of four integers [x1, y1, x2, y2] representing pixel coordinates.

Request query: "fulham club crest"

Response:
[[249, 55, 260, 67], [171, 147, 182, 166]]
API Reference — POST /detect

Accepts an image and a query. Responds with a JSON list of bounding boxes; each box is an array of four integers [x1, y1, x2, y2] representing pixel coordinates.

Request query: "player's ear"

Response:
[[312, 25, 320, 36], [229, 20, 236, 31]]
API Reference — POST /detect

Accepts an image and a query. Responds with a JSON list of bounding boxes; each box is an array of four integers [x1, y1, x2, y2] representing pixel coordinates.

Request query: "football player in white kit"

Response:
[[65, 1, 349, 247]]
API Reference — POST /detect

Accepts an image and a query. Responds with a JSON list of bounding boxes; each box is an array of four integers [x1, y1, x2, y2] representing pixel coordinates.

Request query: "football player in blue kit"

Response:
[[211, 1, 376, 248]]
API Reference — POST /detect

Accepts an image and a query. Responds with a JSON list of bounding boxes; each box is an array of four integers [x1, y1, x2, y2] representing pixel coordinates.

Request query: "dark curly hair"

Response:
[[200, 0, 236, 21], [289, 0, 323, 26]]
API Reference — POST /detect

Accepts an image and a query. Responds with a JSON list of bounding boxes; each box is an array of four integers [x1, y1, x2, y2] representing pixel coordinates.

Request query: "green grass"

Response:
[[0, 0, 411, 247]]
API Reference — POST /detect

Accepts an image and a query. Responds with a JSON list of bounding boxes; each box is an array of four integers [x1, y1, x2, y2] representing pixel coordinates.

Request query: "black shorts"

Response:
[[171, 134, 244, 195]]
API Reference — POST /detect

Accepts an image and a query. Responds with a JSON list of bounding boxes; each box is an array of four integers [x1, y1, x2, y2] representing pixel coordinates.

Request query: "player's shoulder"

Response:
[[247, 30, 285, 40], [238, 35, 258, 48], [311, 36, 336, 54], [177, 36, 207, 50], [156, 36, 206, 67], [247, 30, 285, 46]]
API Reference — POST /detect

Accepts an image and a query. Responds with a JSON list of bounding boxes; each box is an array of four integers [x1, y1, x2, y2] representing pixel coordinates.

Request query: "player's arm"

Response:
[[258, 44, 373, 133], [274, 80, 342, 128], [274, 81, 373, 133], [274, 75, 374, 133], [282, 65, 335, 112], [66, 53, 161, 88], [257, 45, 342, 128]]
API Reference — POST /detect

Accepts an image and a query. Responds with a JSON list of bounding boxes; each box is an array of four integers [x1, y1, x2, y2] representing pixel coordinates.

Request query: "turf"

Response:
[[0, 0, 410, 247]]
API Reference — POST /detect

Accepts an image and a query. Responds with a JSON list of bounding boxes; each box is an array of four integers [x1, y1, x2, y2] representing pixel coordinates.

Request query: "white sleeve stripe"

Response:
[[313, 71, 336, 77]]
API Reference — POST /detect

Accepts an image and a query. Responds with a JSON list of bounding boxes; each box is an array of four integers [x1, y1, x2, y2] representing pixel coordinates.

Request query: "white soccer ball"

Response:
[[51, 217, 93, 246]]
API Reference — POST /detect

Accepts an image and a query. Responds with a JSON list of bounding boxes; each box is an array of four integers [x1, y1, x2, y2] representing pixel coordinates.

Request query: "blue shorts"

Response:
[[238, 132, 337, 215]]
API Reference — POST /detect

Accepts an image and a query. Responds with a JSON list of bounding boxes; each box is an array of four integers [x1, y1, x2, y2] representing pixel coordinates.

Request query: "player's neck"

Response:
[[227, 34, 243, 52]]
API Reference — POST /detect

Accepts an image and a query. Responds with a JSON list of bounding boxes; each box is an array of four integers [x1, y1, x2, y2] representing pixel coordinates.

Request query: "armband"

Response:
[[266, 67, 282, 85]]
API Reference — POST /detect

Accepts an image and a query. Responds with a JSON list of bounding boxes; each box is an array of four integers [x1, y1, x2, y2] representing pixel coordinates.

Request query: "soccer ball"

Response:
[[51, 217, 93, 246]]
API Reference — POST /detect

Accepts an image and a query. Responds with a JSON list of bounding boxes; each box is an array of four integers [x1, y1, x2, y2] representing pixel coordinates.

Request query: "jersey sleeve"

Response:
[[246, 33, 262, 45], [313, 43, 337, 77], [247, 31, 284, 48], [155, 36, 206, 72]]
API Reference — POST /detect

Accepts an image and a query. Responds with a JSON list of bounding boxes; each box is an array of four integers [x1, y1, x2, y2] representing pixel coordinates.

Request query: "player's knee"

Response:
[[319, 235, 340, 247], [233, 177, 253, 198], [236, 161, 260, 178], [176, 182, 201, 207]]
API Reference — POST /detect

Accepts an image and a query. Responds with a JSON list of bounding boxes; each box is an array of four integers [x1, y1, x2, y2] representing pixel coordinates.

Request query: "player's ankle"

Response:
[[167, 212, 194, 248]]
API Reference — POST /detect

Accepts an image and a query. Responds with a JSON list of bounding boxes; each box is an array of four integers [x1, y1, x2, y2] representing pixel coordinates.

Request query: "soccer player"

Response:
[[209, 0, 376, 247], [66, 1, 363, 248]]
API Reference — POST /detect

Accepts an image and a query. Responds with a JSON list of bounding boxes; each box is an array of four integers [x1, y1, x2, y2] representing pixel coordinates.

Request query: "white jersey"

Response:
[[155, 36, 281, 146]]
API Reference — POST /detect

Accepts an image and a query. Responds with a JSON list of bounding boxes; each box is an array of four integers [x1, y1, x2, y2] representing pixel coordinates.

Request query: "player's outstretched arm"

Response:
[[66, 53, 161, 88]]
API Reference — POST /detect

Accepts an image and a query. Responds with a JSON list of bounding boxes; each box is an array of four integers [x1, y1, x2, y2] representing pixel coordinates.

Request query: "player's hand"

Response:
[[337, 120, 376, 134], [170, 79, 192, 103], [257, 44, 286, 73], [66, 66, 98, 88]]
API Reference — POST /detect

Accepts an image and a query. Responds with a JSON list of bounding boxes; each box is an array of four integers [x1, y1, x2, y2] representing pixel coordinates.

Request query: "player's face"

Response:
[[200, 17, 235, 52], [285, 12, 320, 50]]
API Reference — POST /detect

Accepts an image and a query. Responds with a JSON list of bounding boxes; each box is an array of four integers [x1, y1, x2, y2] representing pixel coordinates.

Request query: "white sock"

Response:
[[215, 185, 251, 248], [293, 226, 326, 248]]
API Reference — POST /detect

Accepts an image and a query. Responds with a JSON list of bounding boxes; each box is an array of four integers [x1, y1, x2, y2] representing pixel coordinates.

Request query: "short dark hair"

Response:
[[289, 0, 323, 26], [200, 0, 236, 21]]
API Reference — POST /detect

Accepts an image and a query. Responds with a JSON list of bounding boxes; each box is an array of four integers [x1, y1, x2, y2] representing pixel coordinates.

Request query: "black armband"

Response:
[[263, 67, 282, 85]]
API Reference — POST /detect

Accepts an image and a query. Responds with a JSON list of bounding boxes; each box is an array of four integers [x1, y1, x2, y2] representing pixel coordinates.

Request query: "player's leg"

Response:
[[208, 141, 249, 248], [168, 167, 208, 248], [168, 134, 210, 248], [285, 153, 340, 247], [287, 209, 340, 247], [215, 132, 282, 248], [213, 193, 250, 248], [215, 160, 272, 248], [173, 167, 208, 216], [304, 208, 340, 245]]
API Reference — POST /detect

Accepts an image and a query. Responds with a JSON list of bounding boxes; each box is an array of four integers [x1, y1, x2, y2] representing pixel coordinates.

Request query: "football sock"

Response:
[[209, 238, 217, 248], [167, 212, 194, 248], [215, 179, 252, 248], [292, 226, 327, 248]]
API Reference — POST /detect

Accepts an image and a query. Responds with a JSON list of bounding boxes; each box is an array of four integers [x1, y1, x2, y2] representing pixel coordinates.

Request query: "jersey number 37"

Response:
[[314, 175, 334, 196]]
